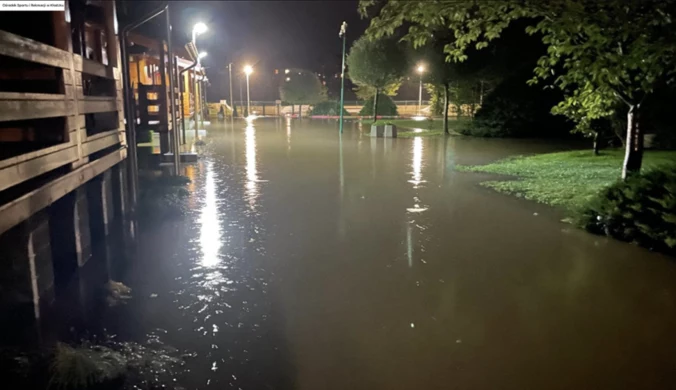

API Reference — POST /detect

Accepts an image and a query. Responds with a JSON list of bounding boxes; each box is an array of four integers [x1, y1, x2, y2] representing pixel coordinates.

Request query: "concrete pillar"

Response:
[[111, 161, 128, 220], [49, 187, 92, 275], [74, 187, 92, 267], [49, 192, 78, 286], [0, 211, 55, 321], [87, 171, 114, 242]]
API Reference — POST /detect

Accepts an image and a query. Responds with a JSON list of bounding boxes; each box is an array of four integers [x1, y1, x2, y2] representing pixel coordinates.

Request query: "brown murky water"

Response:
[[62, 119, 676, 388]]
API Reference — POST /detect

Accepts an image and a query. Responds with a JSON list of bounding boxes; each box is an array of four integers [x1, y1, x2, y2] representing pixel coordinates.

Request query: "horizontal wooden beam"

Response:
[[74, 56, 120, 80], [78, 98, 120, 114], [82, 130, 123, 156], [0, 92, 68, 101], [0, 29, 71, 69], [0, 148, 126, 235], [0, 99, 72, 121], [0, 145, 78, 193], [0, 141, 74, 170]]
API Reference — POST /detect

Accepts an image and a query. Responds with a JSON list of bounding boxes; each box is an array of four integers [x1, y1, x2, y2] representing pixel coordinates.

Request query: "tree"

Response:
[[279, 69, 326, 118], [360, 0, 676, 178], [353, 82, 401, 101], [347, 36, 407, 121], [418, 45, 455, 134]]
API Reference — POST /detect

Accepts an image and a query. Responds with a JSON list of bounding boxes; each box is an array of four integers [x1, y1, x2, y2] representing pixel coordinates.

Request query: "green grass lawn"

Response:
[[362, 118, 468, 137], [457, 149, 676, 210]]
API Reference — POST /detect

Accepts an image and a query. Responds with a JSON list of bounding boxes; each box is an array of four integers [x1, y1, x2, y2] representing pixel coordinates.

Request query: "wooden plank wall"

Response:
[[0, 1, 127, 235]]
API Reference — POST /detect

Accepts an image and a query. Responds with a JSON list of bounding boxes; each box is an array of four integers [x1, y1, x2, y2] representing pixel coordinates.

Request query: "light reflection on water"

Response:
[[409, 137, 425, 188], [199, 161, 222, 268], [245, 119, 259, 208]]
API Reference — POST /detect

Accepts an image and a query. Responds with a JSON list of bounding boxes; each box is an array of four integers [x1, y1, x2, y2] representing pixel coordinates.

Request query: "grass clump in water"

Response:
[[49, 343, 125, 389], [457, 150, 676, 210]]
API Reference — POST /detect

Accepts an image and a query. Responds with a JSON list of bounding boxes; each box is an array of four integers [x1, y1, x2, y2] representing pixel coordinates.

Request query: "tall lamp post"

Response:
[[195, 52, 207, 139], [417, 64, 425, 116], [192, 22, 207, 133], [338, 21, 347, 133], [244, 65, 253, 118], [228, 62, 234, 122]]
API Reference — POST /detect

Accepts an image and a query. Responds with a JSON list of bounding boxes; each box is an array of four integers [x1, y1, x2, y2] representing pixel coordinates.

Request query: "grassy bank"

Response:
[[362, 118, 468, 137], [457, 149, 676, 210]]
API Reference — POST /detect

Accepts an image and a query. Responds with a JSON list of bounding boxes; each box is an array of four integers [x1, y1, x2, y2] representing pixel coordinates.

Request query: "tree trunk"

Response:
[[443, 83, 450, 135], [622, 104, 644, 179], [479, 80, 484, 106], [372, 90, 379, 122], [593, 132, 600, 155]]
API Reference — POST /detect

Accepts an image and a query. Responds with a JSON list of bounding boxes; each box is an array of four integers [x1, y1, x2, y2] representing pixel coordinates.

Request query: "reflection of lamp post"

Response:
[[192, 23, 207, 131], [244, 65, 253, 118], [417, 64, 425, 116], [338, 21, 347, 133]]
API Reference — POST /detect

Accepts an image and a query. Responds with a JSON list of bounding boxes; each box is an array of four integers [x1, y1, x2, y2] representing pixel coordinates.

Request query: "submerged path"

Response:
[[90, 119, 676, 389]]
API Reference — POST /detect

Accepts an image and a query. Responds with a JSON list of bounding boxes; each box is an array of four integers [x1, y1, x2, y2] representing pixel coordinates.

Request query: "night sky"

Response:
[[171, 0, 368, 101], [125, 0, 424, 102]]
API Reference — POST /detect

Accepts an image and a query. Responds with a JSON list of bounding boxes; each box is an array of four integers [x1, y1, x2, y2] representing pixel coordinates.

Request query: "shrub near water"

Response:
[[308, 101, 349, 116], [576, 166, 676, 255], [359, 94, 398, 117]]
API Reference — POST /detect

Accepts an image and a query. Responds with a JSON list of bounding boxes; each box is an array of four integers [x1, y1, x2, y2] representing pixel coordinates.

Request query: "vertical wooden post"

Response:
[[102, 1, 119, 68]]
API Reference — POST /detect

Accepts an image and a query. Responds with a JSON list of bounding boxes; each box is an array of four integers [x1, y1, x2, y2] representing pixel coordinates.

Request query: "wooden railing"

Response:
[[0, 2, 126, 235]]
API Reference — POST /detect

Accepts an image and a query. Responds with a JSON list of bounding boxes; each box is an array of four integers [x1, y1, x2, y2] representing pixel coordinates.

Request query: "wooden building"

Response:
[[0, 1, 129, 323], [125, 32, 205, 150]]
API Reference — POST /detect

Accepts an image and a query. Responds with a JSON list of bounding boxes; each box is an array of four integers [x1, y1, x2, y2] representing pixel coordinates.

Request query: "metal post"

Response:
[[228, 63, 234, 123], [338, 22, 347, 133], [246, 72, 251, 118], [179, 61, 197, 145], [166, 8, 180, 175], [192, 31, 199, 136], [418, 74, 423, 116], [199, 78, 206, 129]]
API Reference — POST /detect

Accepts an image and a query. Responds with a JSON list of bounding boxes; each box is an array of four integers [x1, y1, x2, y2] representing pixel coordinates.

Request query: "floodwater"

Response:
[[28, 119, 676, 388]]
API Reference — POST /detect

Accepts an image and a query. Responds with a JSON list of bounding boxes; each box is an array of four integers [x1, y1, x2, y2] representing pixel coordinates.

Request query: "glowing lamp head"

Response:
[[417, 65, 425, 74], [198, 52, 208, 59], [244, 65, 253, 75], [193, 22, 208, 35], [284, 69, 290, 74]]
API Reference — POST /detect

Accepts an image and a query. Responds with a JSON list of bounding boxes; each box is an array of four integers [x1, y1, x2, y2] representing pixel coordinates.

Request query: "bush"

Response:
[[359, 94, 398, 117], [458, 69, 572, 138], [308, 101, 349, 116], [576, 165, 676, 255]]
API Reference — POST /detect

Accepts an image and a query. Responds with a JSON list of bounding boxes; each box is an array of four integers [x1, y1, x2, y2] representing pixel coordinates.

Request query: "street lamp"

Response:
[[244, 65, 253, 118], [417, 64, 425, 116], [338, 21, 347, 133], [192, 22, 207, 135], [192, 22, 207, 46]]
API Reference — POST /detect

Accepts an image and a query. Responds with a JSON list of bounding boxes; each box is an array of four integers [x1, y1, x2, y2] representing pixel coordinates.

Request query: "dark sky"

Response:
[[169, 0, 368, 101], [124, 0, 424, 102]]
